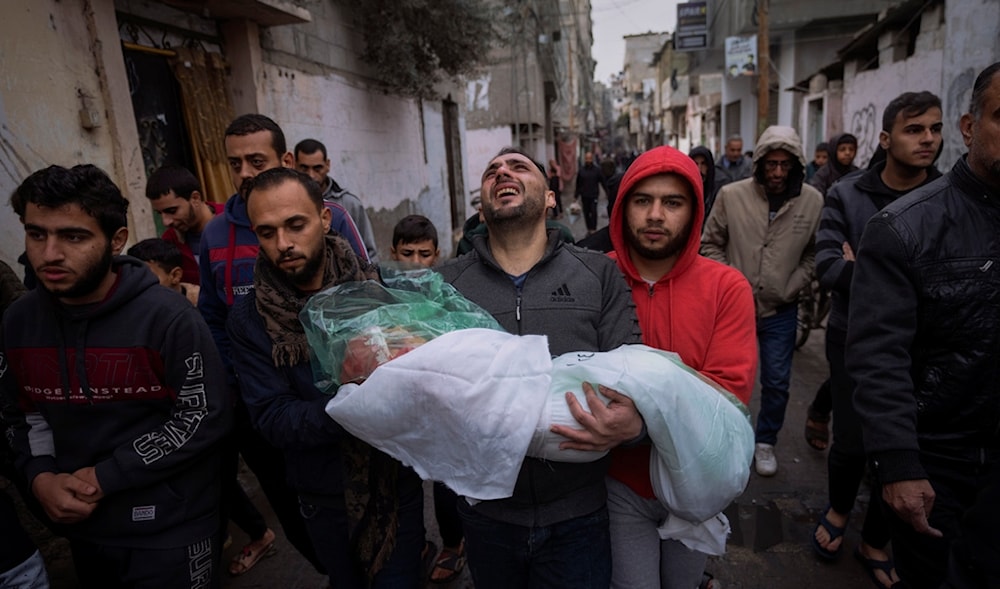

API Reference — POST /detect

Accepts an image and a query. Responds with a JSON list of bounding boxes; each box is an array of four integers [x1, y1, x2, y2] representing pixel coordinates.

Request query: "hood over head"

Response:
[[752, 125, 807, 196], [610, 146, 705, 281], [688, 146, 716, 203]]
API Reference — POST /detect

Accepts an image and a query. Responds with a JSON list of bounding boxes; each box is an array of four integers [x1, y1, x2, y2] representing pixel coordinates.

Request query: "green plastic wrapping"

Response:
[[301, 266, 503, 394]]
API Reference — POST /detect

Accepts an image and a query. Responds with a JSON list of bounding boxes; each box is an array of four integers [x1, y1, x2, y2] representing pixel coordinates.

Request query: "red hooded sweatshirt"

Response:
[[608, 145, 757, 499]]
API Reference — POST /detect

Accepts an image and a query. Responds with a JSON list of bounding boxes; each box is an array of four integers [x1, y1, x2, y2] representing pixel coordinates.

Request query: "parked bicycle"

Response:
[[796, 278, 831, 349]]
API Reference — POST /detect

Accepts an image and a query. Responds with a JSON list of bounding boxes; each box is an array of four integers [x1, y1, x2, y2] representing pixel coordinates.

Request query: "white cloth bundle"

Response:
[[325, 328, 753, 525]]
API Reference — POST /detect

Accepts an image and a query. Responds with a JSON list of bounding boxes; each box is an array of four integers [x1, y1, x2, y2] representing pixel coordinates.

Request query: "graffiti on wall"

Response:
[[849, 103, 878, 167], [466, 74, 490, 112], [941, 68, 975, 170]]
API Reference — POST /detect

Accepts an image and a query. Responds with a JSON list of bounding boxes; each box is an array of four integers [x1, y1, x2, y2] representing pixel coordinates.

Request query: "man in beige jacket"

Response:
[[701, 125, 823, 476]]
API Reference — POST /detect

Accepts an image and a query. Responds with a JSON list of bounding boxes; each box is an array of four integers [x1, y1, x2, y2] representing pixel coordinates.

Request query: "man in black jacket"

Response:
[[810, 92, 943, 586], [576, 151, 605, 234], [847, 62, 1000, 588]]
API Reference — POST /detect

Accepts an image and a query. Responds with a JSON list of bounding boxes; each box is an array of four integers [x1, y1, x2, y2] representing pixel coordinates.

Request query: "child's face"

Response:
[[145, 262, 182, 291], [814, 150, 829, 167], [390, 239, 439, 268], [836, 143, 857, 166]]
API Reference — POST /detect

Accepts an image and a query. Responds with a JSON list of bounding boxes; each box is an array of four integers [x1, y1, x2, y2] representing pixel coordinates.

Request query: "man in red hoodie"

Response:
[[605, 145, 757, 588]]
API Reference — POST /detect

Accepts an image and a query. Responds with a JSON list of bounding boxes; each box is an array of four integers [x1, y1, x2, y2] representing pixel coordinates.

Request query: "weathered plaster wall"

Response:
[[842, 20, 945, 168], [259, 65, 454, 258], [939, 0, 1000, 168], [0, 0, 154, 271], [466, 126, 515, 189], [252, 0, 464, 258]]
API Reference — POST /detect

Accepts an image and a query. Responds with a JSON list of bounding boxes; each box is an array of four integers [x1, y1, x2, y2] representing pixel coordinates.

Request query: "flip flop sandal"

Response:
[[228, 539, 277, 576], [430, 541, 467, 585], [805, 408, 831, 451], [811, 507, 846, 561], [699, 571, 717, 589], [854, 547, 898, 589]]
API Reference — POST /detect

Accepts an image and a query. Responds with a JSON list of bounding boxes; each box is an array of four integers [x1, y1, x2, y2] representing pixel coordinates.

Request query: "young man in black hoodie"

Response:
[[810, 91, 944, 588], [1, 164, 231, 587]]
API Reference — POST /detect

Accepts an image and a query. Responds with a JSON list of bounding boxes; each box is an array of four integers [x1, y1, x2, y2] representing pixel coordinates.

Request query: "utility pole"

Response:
[[756, 0, 769, 139]]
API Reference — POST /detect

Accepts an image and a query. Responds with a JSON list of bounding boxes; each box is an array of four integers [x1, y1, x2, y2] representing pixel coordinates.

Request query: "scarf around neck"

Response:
[[254, 234, 377, 367]]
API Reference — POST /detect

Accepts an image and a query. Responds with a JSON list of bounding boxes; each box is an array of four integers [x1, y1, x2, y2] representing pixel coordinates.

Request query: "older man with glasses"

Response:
[[701, 126, 824, 477]]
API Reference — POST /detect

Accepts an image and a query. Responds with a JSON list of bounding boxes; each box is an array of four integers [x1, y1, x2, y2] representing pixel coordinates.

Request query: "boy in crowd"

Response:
[[129, 238, 200, 305], [389, 215, 440, 267], [388, 214, 468, 583], [805, 142, 830, 182]]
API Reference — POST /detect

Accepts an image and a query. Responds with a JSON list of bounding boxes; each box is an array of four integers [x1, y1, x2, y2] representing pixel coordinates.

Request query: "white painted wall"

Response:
[[465, 125, 514, 197], [0, 0, 153, 271], [843, 50, 944, 168], [939, 0, 1000, 169]]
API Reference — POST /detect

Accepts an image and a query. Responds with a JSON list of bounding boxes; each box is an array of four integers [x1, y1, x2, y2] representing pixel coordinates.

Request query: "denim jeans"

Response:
[[299, 485, 425, 589], [754, 304, 798, 445], [0, 550, 49, 589], [458, 500, 611, 589]]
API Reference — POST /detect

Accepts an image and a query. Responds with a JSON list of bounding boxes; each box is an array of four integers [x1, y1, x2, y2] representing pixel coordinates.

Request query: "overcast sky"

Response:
[[590, 0, 680, 84]]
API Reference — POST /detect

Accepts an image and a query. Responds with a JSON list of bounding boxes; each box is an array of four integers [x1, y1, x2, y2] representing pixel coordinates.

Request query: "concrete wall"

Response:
[[841, 5, 946, 168], [0, 0, 155, 270], [939, 0, 1000, 168], [838, 0, 1000, 171], [466, 126, 515, 188]]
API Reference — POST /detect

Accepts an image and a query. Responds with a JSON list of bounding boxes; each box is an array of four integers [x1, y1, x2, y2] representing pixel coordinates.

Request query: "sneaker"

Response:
[[754, 443, 778, 476]]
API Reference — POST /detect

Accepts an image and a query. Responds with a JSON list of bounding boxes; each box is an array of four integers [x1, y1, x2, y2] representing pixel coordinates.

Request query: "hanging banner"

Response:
[[676, 2, 708, 51], [725, 35, 758, 78]]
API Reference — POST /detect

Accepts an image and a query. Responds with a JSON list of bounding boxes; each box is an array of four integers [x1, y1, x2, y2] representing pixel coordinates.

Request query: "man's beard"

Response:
[[625, 221, 692, 261], [278, 248, 325, 288], [43, 245, 113, 300], [482, 196, 546, 229]]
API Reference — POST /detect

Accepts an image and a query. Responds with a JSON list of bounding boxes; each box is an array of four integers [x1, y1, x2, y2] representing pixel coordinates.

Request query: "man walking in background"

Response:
[[701, 126, 823, 477], [145, 165, 222, 284], [295, 138, 379, 262], [576, 151, 605, 235], [714, 135, 753, 195]]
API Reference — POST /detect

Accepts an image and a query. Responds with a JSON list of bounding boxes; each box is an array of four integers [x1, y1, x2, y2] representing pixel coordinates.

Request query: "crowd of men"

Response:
[[0, 61, 998, 589]]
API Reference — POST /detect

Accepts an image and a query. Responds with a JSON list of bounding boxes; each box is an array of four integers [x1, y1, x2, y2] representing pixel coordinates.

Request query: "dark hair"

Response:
[[225, 114, 287, 156], [970, 62, 1000, 118], [243, 167, 324, 210], [128, 238, 184, 271], [835, 133, 858, 147], [294, 138, 328, 160], [392, 214, 439, 248], [145, 165, 201, 200], [11, 164, 128, 240], [814, 142, 830, 154], [493, 147, 546, 176], [882, 91, 942, 131]]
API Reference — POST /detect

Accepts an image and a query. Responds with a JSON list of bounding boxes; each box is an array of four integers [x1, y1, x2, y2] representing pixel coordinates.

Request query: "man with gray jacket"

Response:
[[701, 126, 823, 477], [437, 147, 642, 589]]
